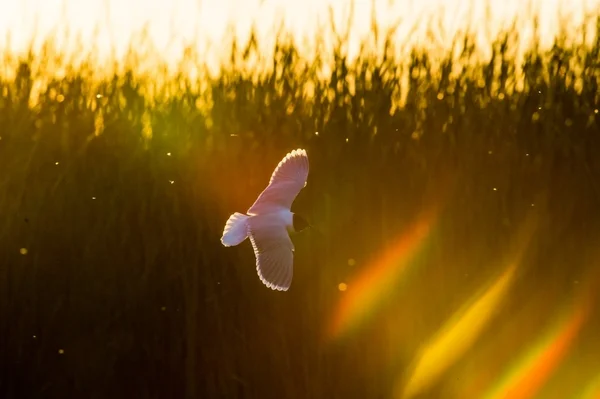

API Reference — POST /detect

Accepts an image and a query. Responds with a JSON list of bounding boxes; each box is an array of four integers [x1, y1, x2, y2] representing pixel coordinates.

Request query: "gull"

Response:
[[221, 148, 311, 291]]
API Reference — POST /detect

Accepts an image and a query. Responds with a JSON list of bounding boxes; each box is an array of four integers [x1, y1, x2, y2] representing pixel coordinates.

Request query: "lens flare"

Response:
[[481, 304, 589, 399], [479, 250, 599, 399], [398, 262, 518, 399], [395, 209, 540, 398], [580, 374, 600, 399], [327, 207, 437, 342]]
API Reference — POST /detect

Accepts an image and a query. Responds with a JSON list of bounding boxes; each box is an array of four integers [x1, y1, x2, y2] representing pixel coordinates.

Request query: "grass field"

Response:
[[0, 14, 599, 399]]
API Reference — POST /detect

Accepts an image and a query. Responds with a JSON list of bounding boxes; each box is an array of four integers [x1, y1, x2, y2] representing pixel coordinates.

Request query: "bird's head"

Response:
[[292, 213, 311, 232]]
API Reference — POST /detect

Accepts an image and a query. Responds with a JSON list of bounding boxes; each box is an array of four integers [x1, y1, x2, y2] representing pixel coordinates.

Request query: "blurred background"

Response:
[[0, 0, 599, 398]]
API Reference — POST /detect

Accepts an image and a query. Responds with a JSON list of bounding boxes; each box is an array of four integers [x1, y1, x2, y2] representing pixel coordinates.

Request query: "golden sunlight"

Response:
[[2, 1, 599, 398], [1, 0, 599, 70]]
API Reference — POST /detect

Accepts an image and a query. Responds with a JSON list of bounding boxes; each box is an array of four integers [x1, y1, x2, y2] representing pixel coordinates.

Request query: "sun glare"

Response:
[[1, 0, 599, 72]]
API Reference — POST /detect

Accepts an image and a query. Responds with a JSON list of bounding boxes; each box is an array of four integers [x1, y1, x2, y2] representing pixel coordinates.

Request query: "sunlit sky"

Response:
[[0, 0, 599, 70]]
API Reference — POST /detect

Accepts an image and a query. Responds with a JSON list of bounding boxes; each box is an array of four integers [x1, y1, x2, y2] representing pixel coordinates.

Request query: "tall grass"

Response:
[[0, 13, 599, 399]]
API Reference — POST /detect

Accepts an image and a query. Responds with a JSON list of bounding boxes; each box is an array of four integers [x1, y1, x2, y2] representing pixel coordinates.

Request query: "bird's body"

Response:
[[258, 208, 294, 235], [220, 149, 310, 291]]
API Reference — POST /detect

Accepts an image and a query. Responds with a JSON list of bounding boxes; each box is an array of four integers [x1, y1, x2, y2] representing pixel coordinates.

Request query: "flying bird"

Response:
[[221, 148, 311, 291]]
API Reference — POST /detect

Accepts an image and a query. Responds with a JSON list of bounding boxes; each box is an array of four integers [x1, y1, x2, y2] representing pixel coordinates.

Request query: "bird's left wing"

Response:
[[247, 149, 309, 215], [247, 217, 295, 291]]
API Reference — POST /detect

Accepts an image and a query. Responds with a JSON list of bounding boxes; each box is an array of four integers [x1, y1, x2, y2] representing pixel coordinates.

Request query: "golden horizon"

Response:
[[0, 0, 598, 72]]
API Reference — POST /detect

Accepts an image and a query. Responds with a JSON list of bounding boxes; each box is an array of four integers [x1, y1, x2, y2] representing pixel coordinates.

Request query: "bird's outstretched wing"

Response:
[[248, 217, 294, 291], [247, 149, 309, 215]]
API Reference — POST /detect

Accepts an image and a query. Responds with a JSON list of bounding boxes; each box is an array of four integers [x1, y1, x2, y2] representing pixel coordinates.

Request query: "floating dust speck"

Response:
[[167, 152, 171, 156], [92, 197, 96, 200], [493, 188, 497, 191], [20, 248, 28, 255], [315, 131, 319, 136], [595, 109, 598, 114], [347, 258, 356, 266], [32, 335, 36, 339], [169, 180, 174, 184], [55, 161, 59, 165], [58, 349, 64, 355], [161, 306, 166, 311], [338, 283, 347, 292]]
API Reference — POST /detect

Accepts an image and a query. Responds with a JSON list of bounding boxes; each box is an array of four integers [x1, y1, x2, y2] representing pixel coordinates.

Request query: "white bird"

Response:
[[220, 148, 311, 291]]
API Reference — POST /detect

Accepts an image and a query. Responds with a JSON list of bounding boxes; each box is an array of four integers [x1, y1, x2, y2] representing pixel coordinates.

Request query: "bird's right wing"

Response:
[[247, 217, 294, 291], [247, 149, 309, 215]]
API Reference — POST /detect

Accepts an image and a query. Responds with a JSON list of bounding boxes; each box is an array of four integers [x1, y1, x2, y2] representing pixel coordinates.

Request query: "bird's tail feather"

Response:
[[221, 212, 250, 246]]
